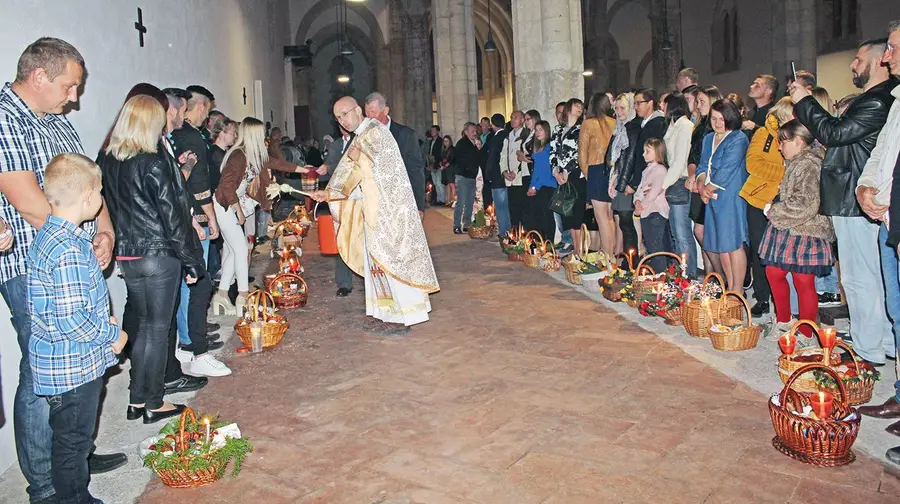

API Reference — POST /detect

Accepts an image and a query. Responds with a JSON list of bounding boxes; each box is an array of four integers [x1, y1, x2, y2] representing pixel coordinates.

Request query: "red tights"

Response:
[[766, 266, 819, 336], [765, 265, 818, 337]]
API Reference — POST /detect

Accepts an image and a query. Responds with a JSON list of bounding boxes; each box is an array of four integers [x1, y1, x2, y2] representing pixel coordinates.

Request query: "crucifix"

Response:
[[242, 87, 247, 105], [134, 8, 148, 47]]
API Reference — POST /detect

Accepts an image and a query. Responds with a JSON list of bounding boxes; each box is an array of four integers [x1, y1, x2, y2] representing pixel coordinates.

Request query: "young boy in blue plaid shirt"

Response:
[[27, 153, 128, 504]]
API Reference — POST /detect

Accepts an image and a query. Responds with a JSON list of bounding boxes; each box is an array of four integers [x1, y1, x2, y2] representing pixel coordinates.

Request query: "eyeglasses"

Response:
[[334, 108, 355, 121], [635, 100, 650, 105], [887, 43, 897, 54]]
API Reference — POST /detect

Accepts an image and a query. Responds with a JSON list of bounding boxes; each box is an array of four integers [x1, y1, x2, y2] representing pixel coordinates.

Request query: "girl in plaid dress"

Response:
[[759, 120, 834, 337]]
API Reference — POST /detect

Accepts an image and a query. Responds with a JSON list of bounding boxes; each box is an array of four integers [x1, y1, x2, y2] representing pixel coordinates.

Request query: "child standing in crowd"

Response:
[[759, 120, 834, 339], [634, 138, 671, 273], [28, 153, 128, 504]]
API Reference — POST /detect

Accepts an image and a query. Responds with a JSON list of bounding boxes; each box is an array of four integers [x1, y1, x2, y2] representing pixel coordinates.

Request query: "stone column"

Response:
[[650, 0, 682, 91], [512, 0, 584, 123], [433, 0, 479, 137], [403, 11, 434, 138], [771, 0, 817, 84]]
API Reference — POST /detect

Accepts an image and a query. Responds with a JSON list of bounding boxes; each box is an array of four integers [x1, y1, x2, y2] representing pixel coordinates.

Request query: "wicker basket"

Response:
[[682, 272, 743, 338], [661, 306, 683, 325], [777, 321, 840, 392], [602, 282, 625, 302], [468, 223, 494, 240], [269, 272, 308, 309], [563, 257, 583, 285], [151, 408, 224, 488], [632, 252, 682, 302], [540, 240, 561, 272], [522, 230, 544, 268], [817, 341, 876, 407], [234, 290, 289, 349], [769, 363, 860, 467], [708, 291, 761, 351]]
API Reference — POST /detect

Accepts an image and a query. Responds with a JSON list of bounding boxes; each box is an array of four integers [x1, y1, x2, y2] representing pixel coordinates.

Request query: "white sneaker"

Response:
[[190, 353, 232, 377], [175, 346, 194, 364]]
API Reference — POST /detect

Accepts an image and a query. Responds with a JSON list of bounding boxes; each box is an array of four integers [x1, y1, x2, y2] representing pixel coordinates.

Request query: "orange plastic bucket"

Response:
[[314, 202, 338, 255]]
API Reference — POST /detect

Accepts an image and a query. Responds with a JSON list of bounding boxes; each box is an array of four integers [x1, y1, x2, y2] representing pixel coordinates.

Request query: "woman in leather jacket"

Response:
[[98, 94, 205, 424], [608, 93, 641, 255]]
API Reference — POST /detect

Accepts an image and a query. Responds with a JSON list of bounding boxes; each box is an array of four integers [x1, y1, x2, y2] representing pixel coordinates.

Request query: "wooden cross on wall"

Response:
[[134, 8, 148, 47], [242, 87, 247, 105]]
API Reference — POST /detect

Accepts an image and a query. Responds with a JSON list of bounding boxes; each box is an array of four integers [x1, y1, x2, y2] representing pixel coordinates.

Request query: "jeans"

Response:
[[491, 187, 511, 238], [815, 268, 840, 294], [879, 224, 900, 362], [430, 169, 446, 203], [832, 216, 891, 363], [641, 213, 671, 273], [554, 213, 573, 245], [207, 236, 222, 280], [177, 231, 209, 345], [216, 200, 250, 292], [120, 256, 181, 409], [0, 274, 55, 502], [48, 377, 103, 504], [256, 209, 270, 237], [453, 176, 476, 229], [668, 203, 697, 277]]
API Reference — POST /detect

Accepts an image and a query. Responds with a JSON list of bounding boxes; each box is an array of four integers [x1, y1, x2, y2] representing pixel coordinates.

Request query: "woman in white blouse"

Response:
[[662, 93, 698, 276]]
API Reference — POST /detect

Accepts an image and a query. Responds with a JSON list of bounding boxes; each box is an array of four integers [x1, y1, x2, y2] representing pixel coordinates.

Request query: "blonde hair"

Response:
[[44, 153, 101, 208], [812, 87, 834, 115], [768, 96, 795, 127], [614, 92, 635, 118], [105, 95, 164, 161], [221, 117, 268, 176]]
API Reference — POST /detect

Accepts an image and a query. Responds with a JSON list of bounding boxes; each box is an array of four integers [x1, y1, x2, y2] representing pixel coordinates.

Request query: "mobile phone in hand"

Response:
[[791, 61, 797, 82]]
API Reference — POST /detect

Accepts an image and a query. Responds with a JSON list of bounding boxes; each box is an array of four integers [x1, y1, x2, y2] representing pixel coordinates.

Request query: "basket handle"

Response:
[[579, 223, 590, 258], [635, 251, 682, 276], [247, 289, 275, 322], [719, 290, 751, 326], [175, 407, 198, 454], [701, 271, 727, 290], [524, 230, 544, 252], [780, 363, 851, 412], [544, 240, 558, 261], [834, 340, 863, 379], [788, 319, 821, 340]]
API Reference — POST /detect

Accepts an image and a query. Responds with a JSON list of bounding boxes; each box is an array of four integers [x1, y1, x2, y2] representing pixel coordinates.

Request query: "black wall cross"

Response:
[[242, 87, 247, 105], [134, 8, 148, 47]]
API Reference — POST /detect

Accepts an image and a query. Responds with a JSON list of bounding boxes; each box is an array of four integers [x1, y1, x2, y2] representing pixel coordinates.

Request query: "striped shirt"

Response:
[[28, 216, 118, 396], [0, 82, 95, 283]]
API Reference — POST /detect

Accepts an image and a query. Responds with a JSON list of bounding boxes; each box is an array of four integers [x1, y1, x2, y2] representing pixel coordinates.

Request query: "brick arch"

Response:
[[295, 0, 386, 47]]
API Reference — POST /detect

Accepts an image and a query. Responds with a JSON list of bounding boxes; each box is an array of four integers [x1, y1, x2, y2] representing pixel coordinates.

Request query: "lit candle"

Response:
[[680, 254, 687, 278], [655, 286, 661, 305], [809, 391, 834, 420], [819, 327, 836, 350], [289, 258, 299, 273], [702, 297, 715, 321], [779, 332, 796, 355], [627, 249, 635, 271], [203, 417, 210, 444]]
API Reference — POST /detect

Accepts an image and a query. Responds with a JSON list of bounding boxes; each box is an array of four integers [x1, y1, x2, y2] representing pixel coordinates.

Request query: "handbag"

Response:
[[549, 182, 576, 217], [665, 176, 690, 205]]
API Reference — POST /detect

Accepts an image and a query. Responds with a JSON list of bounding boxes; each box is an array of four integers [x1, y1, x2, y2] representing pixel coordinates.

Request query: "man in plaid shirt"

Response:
[[28, 153, 127, 504], [0, 38, 125, 503]]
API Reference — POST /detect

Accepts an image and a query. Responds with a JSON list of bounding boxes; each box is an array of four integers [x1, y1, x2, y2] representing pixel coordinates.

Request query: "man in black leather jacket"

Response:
[[792, 38, 898, 366]]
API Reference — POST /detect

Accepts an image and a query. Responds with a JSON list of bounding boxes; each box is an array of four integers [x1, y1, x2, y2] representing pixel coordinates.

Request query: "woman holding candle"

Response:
[[213, 118, 308, 315], [758, 120, 834, 338]]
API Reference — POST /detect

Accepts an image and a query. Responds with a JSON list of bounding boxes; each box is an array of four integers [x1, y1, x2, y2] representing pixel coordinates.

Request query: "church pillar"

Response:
[[649, 0, 682, 92], [511, 0, 584, 123], [403, 11, 434, 137], [433, 0, 479, 138], [771, 0, 817, 84], [388, 2, 407, 123]]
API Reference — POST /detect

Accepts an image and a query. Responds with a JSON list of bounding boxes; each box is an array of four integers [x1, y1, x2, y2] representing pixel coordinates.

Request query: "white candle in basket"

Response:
[[203, 418, 210, 444]]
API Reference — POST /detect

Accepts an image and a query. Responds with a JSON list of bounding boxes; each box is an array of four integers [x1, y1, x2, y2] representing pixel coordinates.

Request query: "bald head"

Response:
[[333, 96, 364, 133]]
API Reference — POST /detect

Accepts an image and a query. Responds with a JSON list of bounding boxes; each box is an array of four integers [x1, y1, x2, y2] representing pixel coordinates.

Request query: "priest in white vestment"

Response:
[[309, 97, 439, 330]]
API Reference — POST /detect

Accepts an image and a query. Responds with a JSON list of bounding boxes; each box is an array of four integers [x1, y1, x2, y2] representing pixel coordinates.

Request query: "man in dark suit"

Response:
[[364, 92, 427, 215], [309, 125, 356, 296], [427, 125, 444, 204], [483, 113, 510, 237]]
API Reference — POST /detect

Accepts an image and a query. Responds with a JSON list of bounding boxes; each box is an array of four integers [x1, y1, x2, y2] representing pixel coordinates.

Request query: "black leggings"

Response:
[[618, 210, 639, 254]]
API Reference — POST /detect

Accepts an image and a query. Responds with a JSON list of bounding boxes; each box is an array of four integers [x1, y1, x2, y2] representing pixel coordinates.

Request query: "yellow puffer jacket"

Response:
[[740, 114, 785, 209]]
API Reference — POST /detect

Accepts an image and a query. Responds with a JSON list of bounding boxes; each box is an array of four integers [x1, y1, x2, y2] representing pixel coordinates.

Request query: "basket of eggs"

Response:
[[268, 272, 308, 309], [234, 290, 289, 349]]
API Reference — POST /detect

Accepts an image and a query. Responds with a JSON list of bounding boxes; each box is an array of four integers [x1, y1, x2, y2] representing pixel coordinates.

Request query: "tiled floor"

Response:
[[138, 210, 900, 503]]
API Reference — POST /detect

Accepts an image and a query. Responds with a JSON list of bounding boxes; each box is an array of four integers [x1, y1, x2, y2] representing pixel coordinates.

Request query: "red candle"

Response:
[[809, 391, 834, 420], [289, 258, 299, 273], [819, 327, 836, 350], [779, 332, 796, 355]]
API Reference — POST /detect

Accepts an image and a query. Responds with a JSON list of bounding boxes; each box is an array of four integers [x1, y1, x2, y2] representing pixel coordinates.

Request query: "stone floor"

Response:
[[132, 209, 900, 503]]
